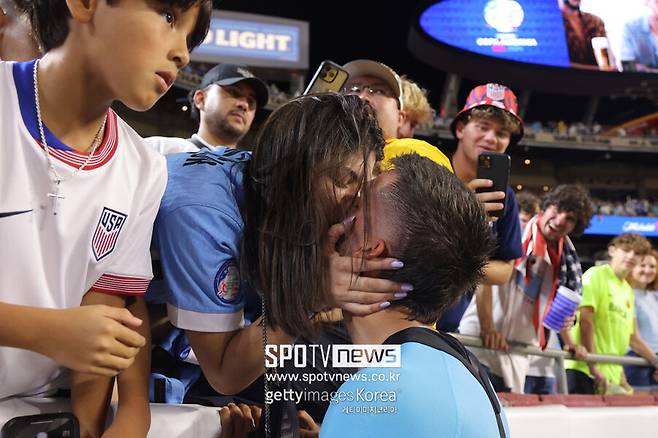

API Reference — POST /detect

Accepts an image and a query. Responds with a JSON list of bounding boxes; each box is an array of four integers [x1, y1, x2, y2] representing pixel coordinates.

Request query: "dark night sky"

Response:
[[212, 0, 657, 125]]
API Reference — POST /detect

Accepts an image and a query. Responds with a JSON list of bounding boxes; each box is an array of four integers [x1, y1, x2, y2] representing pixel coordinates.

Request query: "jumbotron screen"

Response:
[[419, 0, 658, 73]]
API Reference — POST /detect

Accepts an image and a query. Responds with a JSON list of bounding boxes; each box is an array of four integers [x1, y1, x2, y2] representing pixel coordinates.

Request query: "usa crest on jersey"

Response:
[[92, 207, 127, 261]]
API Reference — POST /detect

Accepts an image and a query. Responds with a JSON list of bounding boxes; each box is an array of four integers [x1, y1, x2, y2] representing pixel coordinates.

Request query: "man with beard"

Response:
[[148, 63, 269, 154]]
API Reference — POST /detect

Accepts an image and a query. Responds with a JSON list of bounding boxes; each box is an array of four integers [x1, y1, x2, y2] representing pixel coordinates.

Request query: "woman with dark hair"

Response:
[[241, 93, 404, 337], [151, 93, 407, 406]]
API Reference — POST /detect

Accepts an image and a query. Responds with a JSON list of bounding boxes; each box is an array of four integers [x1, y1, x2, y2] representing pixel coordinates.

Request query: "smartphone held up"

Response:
[[303, 60, 350, 95], [476, 152, 511, 219]]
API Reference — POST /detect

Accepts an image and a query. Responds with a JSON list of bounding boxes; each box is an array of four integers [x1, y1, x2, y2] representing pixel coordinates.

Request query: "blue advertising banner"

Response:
[[585, 215, 658, 237], [191, 11, 309, 69], [419, 0, 570, 67]]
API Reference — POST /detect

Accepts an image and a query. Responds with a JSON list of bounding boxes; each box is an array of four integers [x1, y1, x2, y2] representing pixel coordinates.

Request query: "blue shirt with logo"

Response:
[[320, 341, 508, 437], [146, 148, 261, 403], [148, 148, 261, 331]]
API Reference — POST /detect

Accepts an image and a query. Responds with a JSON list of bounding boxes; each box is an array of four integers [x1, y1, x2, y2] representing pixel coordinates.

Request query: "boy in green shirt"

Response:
[[566, 233, 652, 394]]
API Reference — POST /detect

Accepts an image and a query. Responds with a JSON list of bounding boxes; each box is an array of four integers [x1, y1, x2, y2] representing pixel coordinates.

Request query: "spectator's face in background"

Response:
[[631, 254, 657, 289], [609, 245, 642, 277], [199, 82, 257, 140], [539, 205, 576, 242], [455, 116, 512, 166], [0, 7, 40, 61], [345, 75, 403, 139], [315, 151, 378, 225], [518, 211, 533, 230]]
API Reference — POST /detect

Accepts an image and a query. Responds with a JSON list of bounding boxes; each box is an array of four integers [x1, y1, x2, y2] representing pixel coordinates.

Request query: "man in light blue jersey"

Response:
[[285, 153, 508, 437]]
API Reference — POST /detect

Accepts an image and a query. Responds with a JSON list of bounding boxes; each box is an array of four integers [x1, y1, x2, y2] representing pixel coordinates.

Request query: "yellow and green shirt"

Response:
[[565, 264, 635, 384]]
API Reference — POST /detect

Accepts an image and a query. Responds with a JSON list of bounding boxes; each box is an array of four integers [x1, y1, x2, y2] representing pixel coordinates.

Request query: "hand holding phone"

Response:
[[304, 60, 350, 95], [474, 152, 511, 219]]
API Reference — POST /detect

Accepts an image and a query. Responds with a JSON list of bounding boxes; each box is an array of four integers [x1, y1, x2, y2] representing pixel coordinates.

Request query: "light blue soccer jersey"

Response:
[[320, 342, 509, 437], [148, 148, 259, 332]]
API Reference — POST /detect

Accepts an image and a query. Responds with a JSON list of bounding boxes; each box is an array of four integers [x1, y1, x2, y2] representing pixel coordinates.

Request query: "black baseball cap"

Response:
[[199, 64, 269, 108]]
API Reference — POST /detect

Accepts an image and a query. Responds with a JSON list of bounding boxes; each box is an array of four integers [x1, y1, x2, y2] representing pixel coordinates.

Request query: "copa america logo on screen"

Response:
[[484, 0, 524, 33]]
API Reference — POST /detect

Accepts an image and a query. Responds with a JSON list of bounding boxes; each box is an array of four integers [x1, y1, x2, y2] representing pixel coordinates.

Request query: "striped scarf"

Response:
[[515, 215, 583, 348]]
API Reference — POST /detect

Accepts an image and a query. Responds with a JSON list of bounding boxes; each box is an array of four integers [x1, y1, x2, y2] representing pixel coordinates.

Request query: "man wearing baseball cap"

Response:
[[437, 83, 525, 334], [148, 63, 269, 154], [342, 59, 453, 170]]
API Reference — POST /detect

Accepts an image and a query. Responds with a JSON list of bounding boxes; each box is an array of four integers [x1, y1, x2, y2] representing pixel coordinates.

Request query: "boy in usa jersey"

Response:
[[0, 0, 211, 436]]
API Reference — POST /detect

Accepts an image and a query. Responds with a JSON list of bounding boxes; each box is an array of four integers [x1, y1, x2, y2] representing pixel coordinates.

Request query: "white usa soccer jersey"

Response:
[[0, 60, 167, 399]]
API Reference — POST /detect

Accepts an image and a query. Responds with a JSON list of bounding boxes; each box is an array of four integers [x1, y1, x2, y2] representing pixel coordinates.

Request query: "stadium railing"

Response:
[[452, 333, 654, 394]]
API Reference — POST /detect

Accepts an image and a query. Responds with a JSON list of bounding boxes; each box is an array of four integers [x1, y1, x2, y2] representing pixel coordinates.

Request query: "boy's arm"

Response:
[[481, 260, 514, 285], [560, 325, 587, 360], [72, 292, 150, 438], [475, 285, 508, 351], [104, 296, 151, 438], [579, 306, 607, 391], [629, 317, 658, 368], [0, 302, 144, 376]]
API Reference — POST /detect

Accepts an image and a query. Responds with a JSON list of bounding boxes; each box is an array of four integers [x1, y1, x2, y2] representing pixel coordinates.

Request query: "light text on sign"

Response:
[[203, 29, 292, 53]]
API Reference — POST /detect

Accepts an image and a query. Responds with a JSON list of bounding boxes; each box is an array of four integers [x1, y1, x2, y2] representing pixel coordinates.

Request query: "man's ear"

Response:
[[193, 89, 206, 113], [398, 109, 407, 127], [65, 0, 98, 23], [454, 120, 466, 140], [396, 110, 410, 138], [365, 239, 390, 259]]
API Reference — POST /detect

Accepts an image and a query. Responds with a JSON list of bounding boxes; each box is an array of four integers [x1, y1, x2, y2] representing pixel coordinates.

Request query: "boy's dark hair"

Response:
[[541, 184, 594, 236], [379, 154, 494, 323], [610, 233, 652, 255], [241, 93, 385, 338], [20, 0, 212, 52]]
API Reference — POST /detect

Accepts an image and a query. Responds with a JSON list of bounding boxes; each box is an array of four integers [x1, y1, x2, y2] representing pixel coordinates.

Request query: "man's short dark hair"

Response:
[[379, 154, 494, 323], [541, 184, 594, 236], [20, 0, 212, 52]]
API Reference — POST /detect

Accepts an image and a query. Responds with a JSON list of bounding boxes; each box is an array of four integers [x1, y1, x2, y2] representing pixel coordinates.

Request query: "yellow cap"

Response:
[[381, 138, 453, 172]]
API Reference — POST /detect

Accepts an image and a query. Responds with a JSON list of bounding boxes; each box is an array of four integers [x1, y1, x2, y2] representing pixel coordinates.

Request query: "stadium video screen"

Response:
[[419, 0, 658, 73]]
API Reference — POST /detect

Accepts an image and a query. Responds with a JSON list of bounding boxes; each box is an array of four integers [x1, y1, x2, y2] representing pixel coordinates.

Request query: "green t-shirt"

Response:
[[565, 264, 635, 384]]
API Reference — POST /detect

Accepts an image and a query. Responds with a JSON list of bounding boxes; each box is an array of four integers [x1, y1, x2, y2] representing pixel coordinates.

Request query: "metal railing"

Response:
[[452, 333, 654, 394]]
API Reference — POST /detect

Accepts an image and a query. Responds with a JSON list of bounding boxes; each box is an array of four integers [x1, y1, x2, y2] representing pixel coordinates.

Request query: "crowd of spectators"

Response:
[[424, 116, 656, 139], [3, 1, 658, 434], [592, 197, 658, 217]]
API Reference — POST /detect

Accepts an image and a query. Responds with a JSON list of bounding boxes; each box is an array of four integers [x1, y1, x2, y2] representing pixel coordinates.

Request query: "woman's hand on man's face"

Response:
[[324, 221, 411, 316]]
